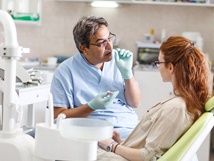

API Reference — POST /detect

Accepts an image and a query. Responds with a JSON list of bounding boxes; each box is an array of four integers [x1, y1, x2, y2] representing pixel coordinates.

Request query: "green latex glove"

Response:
[[88, 91, 119, 110], [114, 48, 133, 79]]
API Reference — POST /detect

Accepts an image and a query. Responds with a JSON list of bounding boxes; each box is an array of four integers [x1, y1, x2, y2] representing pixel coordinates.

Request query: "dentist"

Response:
[[50, 16, 141, 138]]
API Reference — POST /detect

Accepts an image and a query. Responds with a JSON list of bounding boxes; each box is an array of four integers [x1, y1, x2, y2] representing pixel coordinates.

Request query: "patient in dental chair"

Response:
[[97, 36, 212, 161]]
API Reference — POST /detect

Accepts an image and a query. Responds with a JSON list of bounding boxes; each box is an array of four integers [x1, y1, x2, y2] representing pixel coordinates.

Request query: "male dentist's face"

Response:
[[82, 25, 113, 69]]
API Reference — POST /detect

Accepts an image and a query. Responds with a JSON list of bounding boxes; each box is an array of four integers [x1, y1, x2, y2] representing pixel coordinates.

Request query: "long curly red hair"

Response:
[[160, 36, 212, 121]]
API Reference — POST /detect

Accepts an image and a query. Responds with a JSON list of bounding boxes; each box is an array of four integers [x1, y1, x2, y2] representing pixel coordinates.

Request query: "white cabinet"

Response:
[[1, 0, 42, 25], [16, 84, 51, 129], [134, 69, 173, 118]]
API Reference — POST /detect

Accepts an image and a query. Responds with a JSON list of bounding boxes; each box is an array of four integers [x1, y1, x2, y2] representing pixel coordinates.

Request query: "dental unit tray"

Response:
[[60, 118, 113, 141]]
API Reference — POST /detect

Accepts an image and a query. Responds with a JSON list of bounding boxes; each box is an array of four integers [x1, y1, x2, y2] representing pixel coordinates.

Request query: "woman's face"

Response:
[[158, 51, 173, 82]]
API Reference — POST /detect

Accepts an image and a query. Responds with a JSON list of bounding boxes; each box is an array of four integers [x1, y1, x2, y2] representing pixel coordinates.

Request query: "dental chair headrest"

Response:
[[205, 96, 214, 112]]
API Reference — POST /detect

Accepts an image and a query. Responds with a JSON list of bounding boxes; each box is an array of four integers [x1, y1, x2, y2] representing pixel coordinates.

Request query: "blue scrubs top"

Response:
[[50, 52, 138, 130]]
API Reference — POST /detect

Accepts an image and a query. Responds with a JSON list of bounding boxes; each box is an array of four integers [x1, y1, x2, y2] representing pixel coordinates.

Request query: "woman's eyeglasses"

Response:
[[153, 61, 166, 68], [89, 32, 116, 48]]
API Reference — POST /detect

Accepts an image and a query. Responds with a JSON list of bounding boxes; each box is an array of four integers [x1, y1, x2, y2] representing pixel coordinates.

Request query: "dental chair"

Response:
[[157, 96, 214, 161]]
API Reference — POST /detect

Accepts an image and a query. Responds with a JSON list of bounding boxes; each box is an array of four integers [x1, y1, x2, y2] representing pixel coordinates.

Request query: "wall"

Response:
[[0, 0, 214, 62]]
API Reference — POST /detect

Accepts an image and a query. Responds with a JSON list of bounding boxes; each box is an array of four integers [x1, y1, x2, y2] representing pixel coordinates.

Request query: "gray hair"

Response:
[[73, 16, 109, 53]]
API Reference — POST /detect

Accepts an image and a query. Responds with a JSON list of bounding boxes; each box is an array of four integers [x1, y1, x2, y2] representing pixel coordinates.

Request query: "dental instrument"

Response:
[[107, 91, 113, 95]]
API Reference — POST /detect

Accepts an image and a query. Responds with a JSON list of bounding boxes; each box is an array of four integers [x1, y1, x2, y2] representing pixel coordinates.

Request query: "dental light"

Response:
[[91, 1, 119, 8]]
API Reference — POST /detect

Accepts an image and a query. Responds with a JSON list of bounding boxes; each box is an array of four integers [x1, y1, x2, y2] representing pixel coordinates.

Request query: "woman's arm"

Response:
[[115, 145, 144, 161], [98, 139, 144, 161]]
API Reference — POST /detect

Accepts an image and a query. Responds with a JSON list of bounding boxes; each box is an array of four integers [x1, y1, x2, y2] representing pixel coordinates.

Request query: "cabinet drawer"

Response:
[[16, 84, 50, 106]]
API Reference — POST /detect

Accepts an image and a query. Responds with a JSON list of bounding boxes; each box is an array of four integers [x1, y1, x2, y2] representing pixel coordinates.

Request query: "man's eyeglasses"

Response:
[[89, 32, 116, 48], [153, 61, 166, 68]]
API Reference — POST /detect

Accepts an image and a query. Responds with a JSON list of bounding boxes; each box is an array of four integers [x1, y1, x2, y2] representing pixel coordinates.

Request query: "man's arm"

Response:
[[124, 76, 141, 108], [54, 104, 94, 119], [54, 91, 119, 119], [114, 48, 142, 108]]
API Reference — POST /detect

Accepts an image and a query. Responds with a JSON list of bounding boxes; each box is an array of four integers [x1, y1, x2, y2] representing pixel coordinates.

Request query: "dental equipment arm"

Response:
[[0, 10, 35, 161], [0, 10, 20, 132], [48, 93, 54, 128], [0, 10, 31, 133]]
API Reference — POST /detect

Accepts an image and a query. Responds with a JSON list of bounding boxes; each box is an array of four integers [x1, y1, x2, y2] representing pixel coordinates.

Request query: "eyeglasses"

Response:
[[89, 32, 116, 48], [153, 61, 166, 68]]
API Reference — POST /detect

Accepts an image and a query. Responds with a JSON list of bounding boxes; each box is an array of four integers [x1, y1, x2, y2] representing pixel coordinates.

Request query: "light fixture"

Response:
[[91, 1, 119, 8]]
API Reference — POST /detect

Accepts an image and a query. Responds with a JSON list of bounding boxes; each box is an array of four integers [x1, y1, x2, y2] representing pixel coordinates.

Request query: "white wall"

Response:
[[0, 0, 214, 63]]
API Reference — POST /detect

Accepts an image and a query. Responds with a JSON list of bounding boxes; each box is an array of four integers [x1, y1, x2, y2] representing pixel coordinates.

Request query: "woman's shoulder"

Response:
[[154, 96, 188, 117], [161, 96, 186, 108]]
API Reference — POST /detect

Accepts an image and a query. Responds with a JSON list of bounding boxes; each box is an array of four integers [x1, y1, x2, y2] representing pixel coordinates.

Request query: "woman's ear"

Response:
[[168, 63, 174, 74]]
